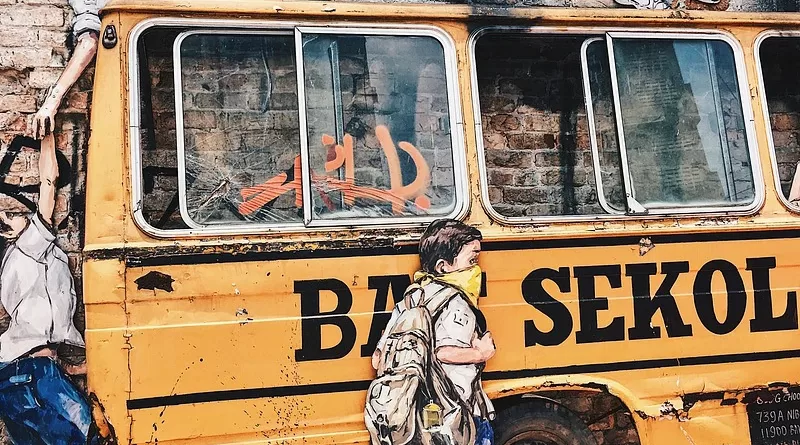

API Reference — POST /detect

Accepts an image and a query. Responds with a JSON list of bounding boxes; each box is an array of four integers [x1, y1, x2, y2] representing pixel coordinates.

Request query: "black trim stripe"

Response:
[[126, 348, 800, 410], [119, 227, 800, 267]]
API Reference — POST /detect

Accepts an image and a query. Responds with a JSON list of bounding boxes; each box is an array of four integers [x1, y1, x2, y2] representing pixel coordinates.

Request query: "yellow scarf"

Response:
[[413, 266, 482, 307]]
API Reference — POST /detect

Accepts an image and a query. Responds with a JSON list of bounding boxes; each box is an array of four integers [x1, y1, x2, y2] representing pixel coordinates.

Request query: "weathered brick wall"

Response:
[[0, 1, 89, 257], [0, 1, 93, 441], [0, 1, 90, 336]]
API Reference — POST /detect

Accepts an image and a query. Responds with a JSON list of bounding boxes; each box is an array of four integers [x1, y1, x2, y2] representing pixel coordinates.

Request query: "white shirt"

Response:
[[69, 0, 108, 39], [0, 214, 85, 363], [378, 282, 494, 417]]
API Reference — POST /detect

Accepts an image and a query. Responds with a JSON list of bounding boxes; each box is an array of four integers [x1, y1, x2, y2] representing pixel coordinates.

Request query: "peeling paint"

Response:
[[638, 237, 654, 256], [134, 271, 175, 292]]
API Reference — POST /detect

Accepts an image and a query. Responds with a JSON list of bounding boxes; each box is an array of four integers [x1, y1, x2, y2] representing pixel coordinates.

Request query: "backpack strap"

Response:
[[421, 284, 461, 319]]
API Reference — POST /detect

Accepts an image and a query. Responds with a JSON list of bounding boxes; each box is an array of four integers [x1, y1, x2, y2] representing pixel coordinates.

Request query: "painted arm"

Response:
[[371, 349, 381, 370], [30, 32, 99, 139], [38, 134, 58, 224], [435, 332, 495, 365]]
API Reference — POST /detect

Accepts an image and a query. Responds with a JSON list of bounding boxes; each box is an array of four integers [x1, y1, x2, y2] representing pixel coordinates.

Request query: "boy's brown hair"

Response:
[[419, 219, 482, 274]]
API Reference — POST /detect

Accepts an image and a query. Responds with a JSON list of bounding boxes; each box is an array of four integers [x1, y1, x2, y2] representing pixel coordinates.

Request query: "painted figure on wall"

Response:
[[0, 0, 115, 443], [366, 219, 496, 445], [0, 135, 103, 444]]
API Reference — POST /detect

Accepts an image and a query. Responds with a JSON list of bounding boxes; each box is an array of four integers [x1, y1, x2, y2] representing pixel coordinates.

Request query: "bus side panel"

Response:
[[119, 235, 800, 443]]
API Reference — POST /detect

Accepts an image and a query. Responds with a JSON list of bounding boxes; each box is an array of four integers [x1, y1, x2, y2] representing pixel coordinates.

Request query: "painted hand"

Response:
[[31, 102, 58, 140], [473, 332, 496, 362]]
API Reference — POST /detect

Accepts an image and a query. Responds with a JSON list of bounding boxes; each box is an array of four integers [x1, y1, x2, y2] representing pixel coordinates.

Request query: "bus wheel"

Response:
[[494, 399, 597, 445]]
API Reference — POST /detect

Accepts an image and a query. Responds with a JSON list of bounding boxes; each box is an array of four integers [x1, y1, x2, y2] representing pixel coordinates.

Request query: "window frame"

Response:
[[469, 26, 764, 225], [754, 30, 800, 214], [580, 36, 625, 216], [129, 18, 469, 237]]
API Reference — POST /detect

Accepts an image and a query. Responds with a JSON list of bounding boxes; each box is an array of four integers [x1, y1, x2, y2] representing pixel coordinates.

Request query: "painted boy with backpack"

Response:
[[366, 219, 495, 445]]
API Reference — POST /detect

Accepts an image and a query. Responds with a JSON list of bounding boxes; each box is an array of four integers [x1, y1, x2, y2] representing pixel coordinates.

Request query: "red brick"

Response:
[[0, 94, 36, 112], [0, 47, 53, 68], [0, 112, 28, 132], [63, 91, 90, 111], [28, 68, 61, 89], [490, 114, 520, 132], [0, 6, 64, 27]]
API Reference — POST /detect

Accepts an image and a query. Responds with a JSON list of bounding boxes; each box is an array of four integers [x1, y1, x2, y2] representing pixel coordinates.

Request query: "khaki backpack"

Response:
[[365, 283, 476, 445]]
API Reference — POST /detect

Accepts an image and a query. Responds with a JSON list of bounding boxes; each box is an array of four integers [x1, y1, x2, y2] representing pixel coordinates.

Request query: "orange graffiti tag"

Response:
[[238, 125, 432, 216]]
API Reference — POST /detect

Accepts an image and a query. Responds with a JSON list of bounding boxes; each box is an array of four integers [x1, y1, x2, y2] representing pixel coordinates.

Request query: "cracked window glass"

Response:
[[611, 38, 755, 209], [759, 36, 800, 208], [178, 33, 302, 227], [301, 34, 457, 220]]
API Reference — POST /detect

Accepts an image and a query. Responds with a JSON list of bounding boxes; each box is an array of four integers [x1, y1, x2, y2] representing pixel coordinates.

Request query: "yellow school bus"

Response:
[[84, 1, 800, 444]]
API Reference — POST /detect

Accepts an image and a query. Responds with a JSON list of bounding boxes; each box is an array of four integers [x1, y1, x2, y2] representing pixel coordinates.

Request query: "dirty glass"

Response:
[[178, 33, 302, 227], [301, 34, 457, 220], [584, 39, 625, 213], [474, 34, 609, 218], [759, 36, 800, 207], [138, 27, 187, 230], [611, 38, 754, 209]]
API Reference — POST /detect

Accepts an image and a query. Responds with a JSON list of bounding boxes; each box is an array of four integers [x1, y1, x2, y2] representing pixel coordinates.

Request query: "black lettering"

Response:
[[626, 262, 693, 340], [360, 274, 412, 357], [522, 267, 572, 347], [295, 279, 357, 362], [575, 265, 625, 343], [693, 260, 747, 335], [748, 257, 798, 332]]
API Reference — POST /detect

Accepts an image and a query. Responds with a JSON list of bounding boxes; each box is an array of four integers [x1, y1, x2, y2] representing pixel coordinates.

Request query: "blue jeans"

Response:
[[474, 416, 494, 445], [0, 356, 95, 445]]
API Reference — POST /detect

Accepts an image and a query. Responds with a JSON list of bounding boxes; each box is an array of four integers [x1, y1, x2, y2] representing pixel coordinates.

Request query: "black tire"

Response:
[[493, 399, 598, 445]]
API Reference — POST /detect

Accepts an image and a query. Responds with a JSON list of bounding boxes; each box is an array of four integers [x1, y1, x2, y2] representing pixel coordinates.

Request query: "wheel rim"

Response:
[[503, 430, 575, 445]]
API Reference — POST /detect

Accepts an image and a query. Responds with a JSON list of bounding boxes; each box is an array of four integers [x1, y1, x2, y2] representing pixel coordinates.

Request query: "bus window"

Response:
[[300, 33, 460, 222], [758, 34, 800, 209], [603, 35, 756, 212], [474, 31, 759, 221], [175, 32, 302, 228], [474, 33, 613, 218], [134, 27, 465, 233]]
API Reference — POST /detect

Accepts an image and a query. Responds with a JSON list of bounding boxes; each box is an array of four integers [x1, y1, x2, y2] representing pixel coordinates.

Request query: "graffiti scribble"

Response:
[[239, 125, 432, 217]]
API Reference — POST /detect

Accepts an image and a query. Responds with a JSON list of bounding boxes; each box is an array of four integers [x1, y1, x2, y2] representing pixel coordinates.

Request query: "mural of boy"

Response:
[[371, 218, 496, 445], [0, 135, 99, 444]]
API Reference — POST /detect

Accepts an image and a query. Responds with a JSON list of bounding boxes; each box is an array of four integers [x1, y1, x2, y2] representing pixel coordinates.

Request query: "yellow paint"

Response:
[[83, 2, 800, 444]]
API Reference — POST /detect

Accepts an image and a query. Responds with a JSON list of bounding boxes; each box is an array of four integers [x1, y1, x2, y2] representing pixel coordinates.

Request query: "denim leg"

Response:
[[1, 413, 46, 445], [0, 361, 48, 445], [30, 358, 92, 445], [473, 416, 494, 445]]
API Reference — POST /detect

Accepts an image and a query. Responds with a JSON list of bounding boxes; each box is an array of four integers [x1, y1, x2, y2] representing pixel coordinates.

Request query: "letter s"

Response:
[[522, 267, 573, 347]]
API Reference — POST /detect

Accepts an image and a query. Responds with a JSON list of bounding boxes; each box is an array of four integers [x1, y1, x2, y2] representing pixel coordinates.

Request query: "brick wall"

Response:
[[0, 1, 93, 441], [0, 1, 90, 339]]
